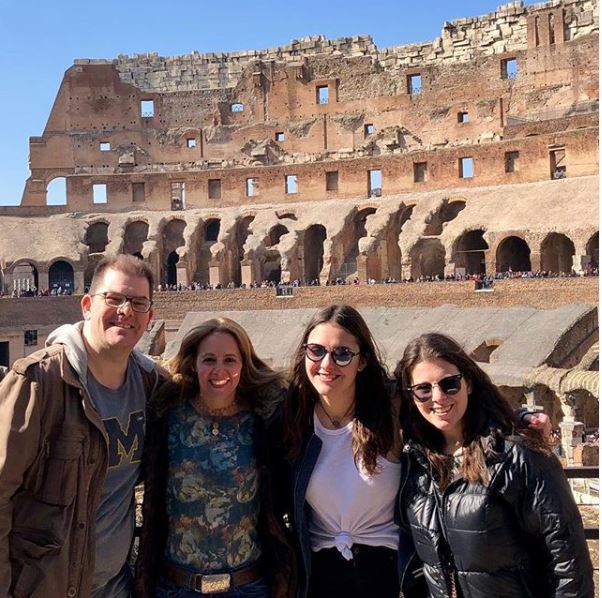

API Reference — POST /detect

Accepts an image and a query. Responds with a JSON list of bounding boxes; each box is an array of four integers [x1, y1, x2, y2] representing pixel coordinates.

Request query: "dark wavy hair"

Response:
[[282, 304, 394, 475], [394, 332, 548, 487]]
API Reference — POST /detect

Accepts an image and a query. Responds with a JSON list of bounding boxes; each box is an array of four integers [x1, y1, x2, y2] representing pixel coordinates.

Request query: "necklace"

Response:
[[193, 396, 239, 437], [318, 399, 355, 428]]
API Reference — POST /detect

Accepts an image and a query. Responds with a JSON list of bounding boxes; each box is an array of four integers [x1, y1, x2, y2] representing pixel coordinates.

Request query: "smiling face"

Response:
[[195, 332, 243, 408], [409, 357, 471, 451], [81, 268, 153, 357], [304, 322, 364, 406]]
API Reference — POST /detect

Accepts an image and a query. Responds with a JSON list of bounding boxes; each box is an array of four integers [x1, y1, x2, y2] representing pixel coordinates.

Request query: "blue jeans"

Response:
[[155, 575, 270, 598]]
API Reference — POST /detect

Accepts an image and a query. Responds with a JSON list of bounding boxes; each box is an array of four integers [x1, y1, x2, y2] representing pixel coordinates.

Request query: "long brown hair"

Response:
[[152, 317, 286, 417], [394, 332, 549, 488], [282, 304, 394, 475]]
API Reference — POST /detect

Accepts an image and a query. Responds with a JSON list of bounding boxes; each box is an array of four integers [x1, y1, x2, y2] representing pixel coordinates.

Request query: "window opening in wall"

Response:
[[231, 103, 244, 112], [368, 169, 382, 197], [246, 178, 256, 197], [459, 157, 474, 179], [505, 151, 519, 173], [413, 162, 427, 183], [100, 142, 111, 151], [141, 100, 155, 117], [364, 124, 374, 137], [186, 138, 197, 148], [208, 179, 222, 199], [0, 342, 8, 368], [326, 171, 339, 191], [285, 175, 298, 194], [93, 183, 108, 204], [457, 112, 469, 124], [24, 330, 38, 347], [407, 74, 422, 95], [132, 182, 145, 202], [47, 177, 67, 206], [501, 58, 518, 80], [275, 132, 285, 142], [549, 14, 555, 44], [550, 148, 566, 179], [316, 85, 329, 105], [171, 181, 185, 210]]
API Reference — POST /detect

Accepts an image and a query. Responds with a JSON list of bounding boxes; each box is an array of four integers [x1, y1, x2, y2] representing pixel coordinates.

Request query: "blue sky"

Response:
[[0, 0, 538, 206]]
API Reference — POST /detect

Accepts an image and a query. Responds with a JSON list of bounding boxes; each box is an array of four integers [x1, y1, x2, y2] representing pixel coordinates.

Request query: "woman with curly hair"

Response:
[[135, 317, 294, 598], [394, 332, 593, 598]]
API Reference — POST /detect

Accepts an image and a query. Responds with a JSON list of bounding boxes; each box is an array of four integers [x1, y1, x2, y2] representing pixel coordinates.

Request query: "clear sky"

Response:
[[0, 0, 539, 206]]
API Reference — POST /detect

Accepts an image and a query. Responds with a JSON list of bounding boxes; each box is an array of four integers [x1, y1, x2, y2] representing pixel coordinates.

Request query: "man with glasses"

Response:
[[0, 254, 163, 598]]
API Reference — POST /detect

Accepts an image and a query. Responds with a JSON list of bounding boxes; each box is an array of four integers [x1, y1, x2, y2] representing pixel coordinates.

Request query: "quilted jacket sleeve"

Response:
[[509, 445, 594, 598]]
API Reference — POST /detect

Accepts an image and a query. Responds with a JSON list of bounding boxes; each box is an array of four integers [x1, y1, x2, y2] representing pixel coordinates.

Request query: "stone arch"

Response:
[[205, 219, 220, 242], [496, 236, 531, 272], [586, 232, 598, 270], [263, 250, 282, 283], [470, 337, 503, 363], [123, 220, 149, 256], [46, 176, 67, 206], [410, 239, 445, 279], [48, 259, 75, 292], [85, 221, 109, 253], [382, 204, 414, 280], [540, 233, 575, 274], [303, 225, 327, 283], [195, 218, 221, 285], [452, 229, 488, 275], [10, 260, 39, 292], [161, 219, 186, 286], [265, 224, 289, 248], [424, 199, 466, 236], [336, 208, 377, 280]]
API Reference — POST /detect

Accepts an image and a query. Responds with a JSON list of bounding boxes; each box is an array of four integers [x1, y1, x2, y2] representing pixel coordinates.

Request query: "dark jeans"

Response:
[[308, 545, 399, 598]]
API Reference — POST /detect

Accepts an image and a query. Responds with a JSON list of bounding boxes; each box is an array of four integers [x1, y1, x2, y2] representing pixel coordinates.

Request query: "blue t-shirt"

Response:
[[165, 401, 261, 572]]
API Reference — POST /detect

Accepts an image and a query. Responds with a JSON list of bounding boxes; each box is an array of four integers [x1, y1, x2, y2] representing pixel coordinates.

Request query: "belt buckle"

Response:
[[198, 573, 231, 594]]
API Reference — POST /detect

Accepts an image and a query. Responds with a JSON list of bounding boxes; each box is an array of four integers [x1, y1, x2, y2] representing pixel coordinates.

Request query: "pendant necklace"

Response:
[[318, 399, 355, 428], [194, 396, 239, 438]]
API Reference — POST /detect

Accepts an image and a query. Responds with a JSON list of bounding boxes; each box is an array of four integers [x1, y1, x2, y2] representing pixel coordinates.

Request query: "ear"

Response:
[[466, 377, 473, 395], [357, 355, 367, 372], [81, 294, 92, 320]]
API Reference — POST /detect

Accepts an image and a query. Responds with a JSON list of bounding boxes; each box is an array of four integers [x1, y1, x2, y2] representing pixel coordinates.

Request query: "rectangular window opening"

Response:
[[505, 151, 519, 173], [24, 330, 38, 347], [93, 183, 108, 204], [459, 157, 474, 179], [100, 142, 111, 151], [186, 138, 197, 148], [140, 100, 155, 118], [246, 178, 256, 197], [275, 132, 285, 142], [407, 74, 422, 95], [368, 169, 382, 197], [285, 174, 298, 194], [364, 124, 375, 137], [132, 182, 145, 202], [171, 181, 186, 210], [208, 179, 222, 200], [326, 171, 339, 192], [501, 58, 518, 80], [230, 103, 244, 112], [457, 112, 469, 124], [550, 149, 566, 179], [316, 85, 329, 105], [413, 162, 427, 183]]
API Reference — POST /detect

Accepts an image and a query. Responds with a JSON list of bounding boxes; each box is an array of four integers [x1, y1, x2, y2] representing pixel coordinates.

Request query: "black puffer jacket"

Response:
[[399, 433, 593, 598]]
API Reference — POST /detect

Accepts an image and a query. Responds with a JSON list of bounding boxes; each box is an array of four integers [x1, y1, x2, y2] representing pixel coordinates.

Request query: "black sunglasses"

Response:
[[407, 373, 463, 402], [303, 343, 361, 367]]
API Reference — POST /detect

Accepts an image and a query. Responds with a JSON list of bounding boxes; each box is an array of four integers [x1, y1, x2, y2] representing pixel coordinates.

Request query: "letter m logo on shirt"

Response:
[[104, 410, 145, 468]]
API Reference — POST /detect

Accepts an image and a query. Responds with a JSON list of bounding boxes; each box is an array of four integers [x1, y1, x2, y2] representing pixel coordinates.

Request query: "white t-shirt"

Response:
[[306, 411, 400, 560]]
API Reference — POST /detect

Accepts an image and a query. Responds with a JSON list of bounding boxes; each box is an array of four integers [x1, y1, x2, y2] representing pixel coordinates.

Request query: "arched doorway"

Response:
[[123, 221, 149, 256], [304, 225, 327, 283], [12, 262, 39, 293], [453, 229, 488, 275], [410, 239, 445, 279], [49, 260, 75, 292], [540, 233, 575, 274], [162, 219, 186, 286], [85, 222, 109, 253], [166, 251, 179, 286], [496, 236, 531, 273], [586, 232, 599, 270]]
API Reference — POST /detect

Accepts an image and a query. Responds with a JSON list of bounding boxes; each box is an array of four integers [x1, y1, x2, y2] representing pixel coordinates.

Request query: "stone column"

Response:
[[38, 270, 49, 291], [176, 266, 189, 287], [74, 270, 85, 294], [356, 255, 368, 283], [209, 260, 222, 288], [559, 392, 585, 464]]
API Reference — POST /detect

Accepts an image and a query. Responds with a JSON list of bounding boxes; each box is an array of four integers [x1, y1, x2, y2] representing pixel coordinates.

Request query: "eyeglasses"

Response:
[[91, 292, 153, 313], [303, 343, 361, 367], [407, 374, 463, 402]]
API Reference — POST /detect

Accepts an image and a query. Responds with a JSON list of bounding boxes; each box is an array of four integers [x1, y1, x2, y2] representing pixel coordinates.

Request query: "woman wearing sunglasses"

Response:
[[394, 333, 593, 598], [281, 304, 425, 598]]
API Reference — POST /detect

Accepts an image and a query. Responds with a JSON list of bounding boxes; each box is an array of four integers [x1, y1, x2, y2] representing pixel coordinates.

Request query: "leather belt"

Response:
[[164, 561, 263, 594]]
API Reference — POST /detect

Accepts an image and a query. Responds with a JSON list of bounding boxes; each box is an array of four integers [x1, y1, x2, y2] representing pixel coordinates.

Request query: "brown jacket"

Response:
[[0, 332, 161, 598]]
